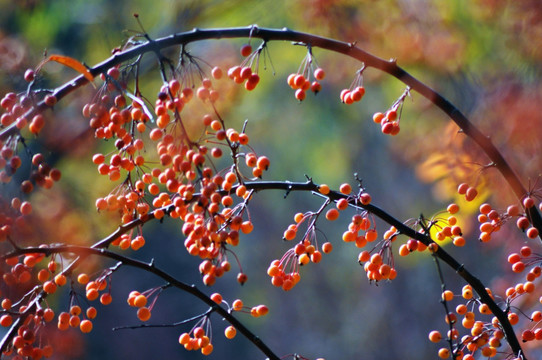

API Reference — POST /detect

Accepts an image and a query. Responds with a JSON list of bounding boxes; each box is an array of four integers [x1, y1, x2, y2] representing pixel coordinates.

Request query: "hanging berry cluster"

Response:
[[372, 87, 410, 136], [286, 48, 325, 101], [227, 42, 264, 91], [339, 66, 366, 104]]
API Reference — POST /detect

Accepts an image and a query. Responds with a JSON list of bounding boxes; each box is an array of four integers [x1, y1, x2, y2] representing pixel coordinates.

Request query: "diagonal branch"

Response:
[[1, 245, 281, 360], [0, 179, 526, 358]]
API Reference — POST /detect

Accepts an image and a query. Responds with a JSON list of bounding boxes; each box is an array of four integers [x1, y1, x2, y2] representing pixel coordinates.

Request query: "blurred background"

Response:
[[0, 0, 541, 359]]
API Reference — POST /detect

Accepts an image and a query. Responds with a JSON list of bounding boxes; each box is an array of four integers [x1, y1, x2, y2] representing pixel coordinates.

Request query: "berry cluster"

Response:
[[339, 68, 366, 105], [285, 50, 325, 101], [457, 183, 479, 202], [0, 47, 277, 356], [372, 87, 411, 136], [286, 67, 325, 101], [175, 294, 267, 356], [227, 43, 262, 91]]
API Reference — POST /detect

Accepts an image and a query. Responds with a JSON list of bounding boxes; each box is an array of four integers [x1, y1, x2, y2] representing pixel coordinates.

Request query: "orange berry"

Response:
[[237, 273, 247, 285], [508, 312, 519, 325], [37, 269, 50, 282], [457, 183, 469, 195], [398, 244, 410, 256], [311, 81, 322, 93], [365, 229, 378, 242], [137, 307, 151, 321], [453, 237, 466, 247], [447, 203, 459, 214], [507, 205, 520, 216], [100, 293, 113, 305], [43, 281, 57, 294], [465, 187, 478, 201], [311, 251, 322, 263], [373, 112, 385, 123], [210, 293, 223, 304], [325, 208, 339, 221], [336, 198, 349, 210], [298, 253, 310, 266], [86, 307, 97, 319], [0, 314, 12, 327], [69, 315, 81, 328], [462, 287, 473, 300], [54, 274, 67, 286], [295, 89, 306, 101], [179, 332, 190, 345], [478, 303, 491, 315], [211, 66, 223, 79], [77, 273, 89, 285], [294, 212, 305, 223], [442, 290, 454, 302], [524, 281, 535, 293], [43, 308, 55, 322], [479, 203, 492, 214], [314, 68, 325, 80], [527, 227, 539, 239], [133, 294, 148, 308], [283, 228, 297, 241], [359, 193, 371, 205], [256, 156, 270, 171], [523, 197, 535, 209], [370, 253, 382, 265], [194, 327, 205, 338], [256, 304, 269, 316], [240, 44, 252, 57], [232, 299, 244, 311], [428, 330, 442, 343], [322, 242, 333, 254], [339, 183, 352, 194], [225, 325, 236, 339], [80, 319, 93, 333], [319, 184, 330, 195], [70, 305, 82, 316], [342, 230, 356, 242], [201, 343, 214, 355], [512, 261, 525, 273], [456, 304, 467, 315], [438, 348, 450, 359], [520, 246, 532, 257]]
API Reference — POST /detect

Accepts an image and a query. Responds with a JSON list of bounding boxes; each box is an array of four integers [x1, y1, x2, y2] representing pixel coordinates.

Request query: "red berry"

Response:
[[240, 44, 252, 57]]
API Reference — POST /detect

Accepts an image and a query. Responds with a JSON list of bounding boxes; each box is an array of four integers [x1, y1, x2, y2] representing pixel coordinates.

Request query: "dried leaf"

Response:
[[48, 55, 94, 82]]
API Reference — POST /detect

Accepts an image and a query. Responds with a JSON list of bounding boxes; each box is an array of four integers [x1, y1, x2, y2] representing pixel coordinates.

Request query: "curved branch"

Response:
[[3, 26, 539, 239]]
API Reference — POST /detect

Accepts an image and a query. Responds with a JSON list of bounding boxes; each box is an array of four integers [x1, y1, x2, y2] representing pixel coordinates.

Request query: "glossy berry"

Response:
[[240, 44, 252, 57]]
